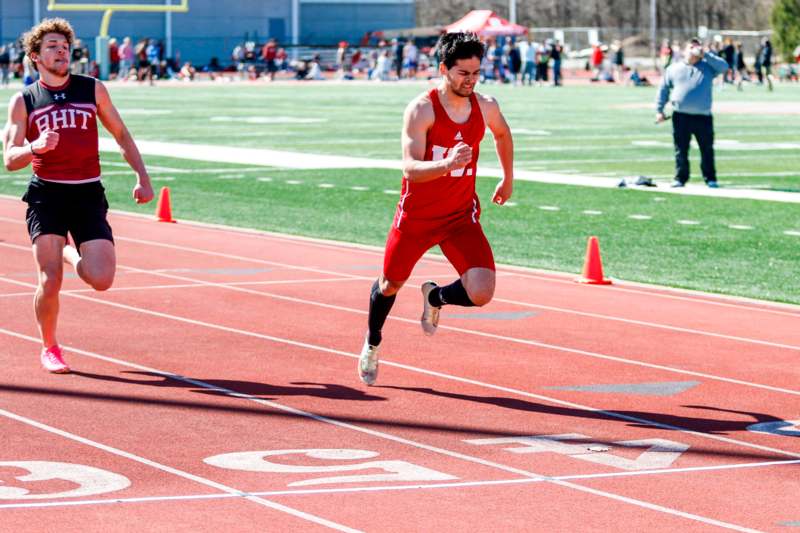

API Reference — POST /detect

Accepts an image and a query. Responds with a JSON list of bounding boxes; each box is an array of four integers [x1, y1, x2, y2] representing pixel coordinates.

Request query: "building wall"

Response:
[[0, 0, 415, 67], [301, 0, 415, 45]]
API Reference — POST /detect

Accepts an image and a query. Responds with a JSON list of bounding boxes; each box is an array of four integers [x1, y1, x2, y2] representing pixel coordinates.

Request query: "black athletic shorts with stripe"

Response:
[[22, 177, 114, 247]]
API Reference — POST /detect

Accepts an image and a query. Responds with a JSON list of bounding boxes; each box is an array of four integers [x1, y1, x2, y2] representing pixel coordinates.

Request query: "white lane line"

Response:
[[0, 406, 360, 532], [3, 239, 799, 395], [504, 270, 800, 318], [3, 235, 799, 358], [0, 277, 362, 299], [4, 457, 799, 510], [1, 209, 798, 317], [3, 271, 800, 461], [0, 327, 770, 532]]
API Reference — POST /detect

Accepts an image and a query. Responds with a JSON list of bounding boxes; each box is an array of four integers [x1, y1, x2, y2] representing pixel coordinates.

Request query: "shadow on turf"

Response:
[[71, 370, 385, 402], [380, 386, 794, 438]]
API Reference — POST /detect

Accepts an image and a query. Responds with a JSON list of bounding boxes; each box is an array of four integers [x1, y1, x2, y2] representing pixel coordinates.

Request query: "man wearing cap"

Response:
[[656, 38, 729, 188]]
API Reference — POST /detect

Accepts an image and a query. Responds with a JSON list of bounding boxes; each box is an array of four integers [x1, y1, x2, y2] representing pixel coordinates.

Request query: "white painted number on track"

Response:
[[465, 434, 689, 470], [0, 461, 130, 499], [747, 419, 800, 437], [204, 449, 457, 486]]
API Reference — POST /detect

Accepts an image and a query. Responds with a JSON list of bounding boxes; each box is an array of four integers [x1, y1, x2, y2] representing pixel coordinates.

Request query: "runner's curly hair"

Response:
[[437, 32, 485, 69], [23, 18, 75, 59]]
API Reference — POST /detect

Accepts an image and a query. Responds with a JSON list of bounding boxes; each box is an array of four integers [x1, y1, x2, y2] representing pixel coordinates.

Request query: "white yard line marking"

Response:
[[3, 457, 798, 510], [0, 406, 360, 532], [0, 327, 772, 532]]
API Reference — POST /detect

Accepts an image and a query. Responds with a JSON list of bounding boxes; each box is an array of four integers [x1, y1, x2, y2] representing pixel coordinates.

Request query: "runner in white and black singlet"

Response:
[[2, 18, 154, 374]]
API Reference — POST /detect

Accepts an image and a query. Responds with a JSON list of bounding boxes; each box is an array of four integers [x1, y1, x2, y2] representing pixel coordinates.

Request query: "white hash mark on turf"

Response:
[[653, 197, 666, 202], [677, 220, 701, 225], [538, 206, 560, 211], [728, 225, 754, 230], [285, 180, 303, 185], [350, 186, 369, 191], [629, 215, 652, 220], [784, 230, 800, 237], [257, 177, 273, 182], [383, 190, 399, 194], [318, 184, 335, 188], [583, 210, 603, 215]]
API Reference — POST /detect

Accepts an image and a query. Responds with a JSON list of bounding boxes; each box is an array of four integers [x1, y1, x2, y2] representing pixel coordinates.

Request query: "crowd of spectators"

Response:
[[1, 31, 798, 86]]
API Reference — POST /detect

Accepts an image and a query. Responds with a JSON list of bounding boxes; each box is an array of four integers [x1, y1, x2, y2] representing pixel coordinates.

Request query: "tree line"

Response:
[[418, 1, 775, 34]]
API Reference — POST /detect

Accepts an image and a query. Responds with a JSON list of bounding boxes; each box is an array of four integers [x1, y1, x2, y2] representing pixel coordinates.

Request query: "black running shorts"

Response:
[[22, 177, 114, 247]]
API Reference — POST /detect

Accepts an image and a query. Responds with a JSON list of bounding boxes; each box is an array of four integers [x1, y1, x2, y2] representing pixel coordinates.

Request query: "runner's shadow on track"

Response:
[[380, 386, 786, 435], [72, 371, 386, 402]]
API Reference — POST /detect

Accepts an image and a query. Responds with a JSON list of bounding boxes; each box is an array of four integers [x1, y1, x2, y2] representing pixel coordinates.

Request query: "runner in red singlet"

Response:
[[359, 32, 514, 385], [3, 19, 154, 373]]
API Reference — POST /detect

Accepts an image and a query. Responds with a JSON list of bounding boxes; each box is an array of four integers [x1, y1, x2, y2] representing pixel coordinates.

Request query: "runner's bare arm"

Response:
[[401, 97, 471, 183], [3, 94, 40, 171], [95, 81, 154, 204], [480, 94, 514, 204]]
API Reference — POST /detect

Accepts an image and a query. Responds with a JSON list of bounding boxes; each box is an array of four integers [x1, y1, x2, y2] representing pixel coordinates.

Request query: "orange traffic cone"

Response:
[[576, 236, 612, 285], [155, 186, 176, 223]]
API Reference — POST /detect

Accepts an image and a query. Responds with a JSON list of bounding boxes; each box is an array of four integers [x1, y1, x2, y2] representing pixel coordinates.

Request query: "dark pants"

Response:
[[672, 111, 716, 184]]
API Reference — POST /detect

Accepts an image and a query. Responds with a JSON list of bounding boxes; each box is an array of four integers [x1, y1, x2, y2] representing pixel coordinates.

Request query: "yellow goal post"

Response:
[[47, 0, 189, 79]]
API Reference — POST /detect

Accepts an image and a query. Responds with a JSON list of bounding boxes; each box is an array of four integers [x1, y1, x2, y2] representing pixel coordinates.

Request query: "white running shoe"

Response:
[[420, 281, 441, 336], [358, 333, 380, 386]]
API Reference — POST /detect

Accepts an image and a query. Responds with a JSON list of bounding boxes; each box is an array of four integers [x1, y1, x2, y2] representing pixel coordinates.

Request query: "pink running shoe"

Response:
[[40, 345, 70, 374]]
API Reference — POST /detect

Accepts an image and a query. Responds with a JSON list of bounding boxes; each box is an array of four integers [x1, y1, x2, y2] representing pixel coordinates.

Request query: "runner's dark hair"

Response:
[[437, 32, 485, 69]]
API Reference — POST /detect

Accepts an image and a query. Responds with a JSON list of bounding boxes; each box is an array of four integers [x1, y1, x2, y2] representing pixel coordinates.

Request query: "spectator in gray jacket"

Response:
[[656, 38, 729, 188]]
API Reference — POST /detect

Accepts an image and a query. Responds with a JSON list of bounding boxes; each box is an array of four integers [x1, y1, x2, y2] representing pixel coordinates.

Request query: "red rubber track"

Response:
[[1, 197, 798, 532]]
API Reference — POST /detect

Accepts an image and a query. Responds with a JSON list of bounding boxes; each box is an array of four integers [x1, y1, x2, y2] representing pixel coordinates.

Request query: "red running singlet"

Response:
[[393, 88, 486, 232]]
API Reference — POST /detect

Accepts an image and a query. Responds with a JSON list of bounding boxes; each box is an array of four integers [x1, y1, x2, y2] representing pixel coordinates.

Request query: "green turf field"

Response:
[[1, 82, 799, 304]]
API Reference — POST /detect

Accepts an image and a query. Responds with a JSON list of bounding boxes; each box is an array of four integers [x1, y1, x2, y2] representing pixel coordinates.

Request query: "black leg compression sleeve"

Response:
[[368, 279, 396, 346], [428, 279, 475, 307]]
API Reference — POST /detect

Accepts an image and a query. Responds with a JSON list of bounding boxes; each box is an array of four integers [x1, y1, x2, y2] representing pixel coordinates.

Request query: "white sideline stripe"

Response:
[[0, 406, 359, 532], [0, 328, 768, 532], [94, 137, 800, 204], [2, 276, 799, 461], [2, 240, 799, 397], [2, 205, 799, 316], [3, 458, 799, 510]]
